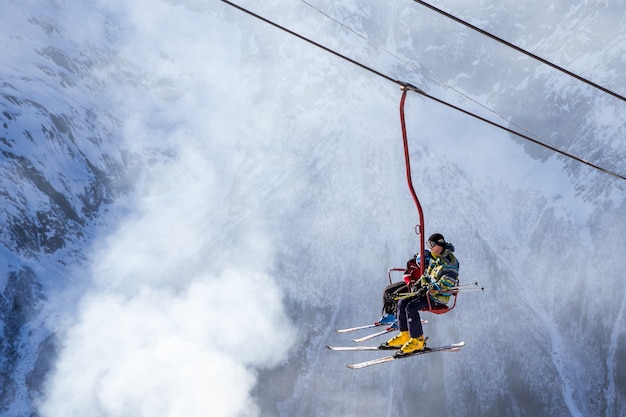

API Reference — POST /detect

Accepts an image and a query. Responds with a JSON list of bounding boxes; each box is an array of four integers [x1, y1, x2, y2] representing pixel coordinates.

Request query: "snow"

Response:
[[1, 1, 625, 417]]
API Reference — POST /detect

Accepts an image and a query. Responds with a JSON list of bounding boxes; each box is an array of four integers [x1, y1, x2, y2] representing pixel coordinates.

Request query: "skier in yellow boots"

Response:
[[379, 233, 459, 356]]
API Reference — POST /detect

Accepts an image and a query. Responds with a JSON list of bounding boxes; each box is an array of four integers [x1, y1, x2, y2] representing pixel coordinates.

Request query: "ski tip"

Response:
[[443, 342, 465, 352], [325, 344, 351, 351], [335, 327, 358, 333], [444, 347, 461, 353]]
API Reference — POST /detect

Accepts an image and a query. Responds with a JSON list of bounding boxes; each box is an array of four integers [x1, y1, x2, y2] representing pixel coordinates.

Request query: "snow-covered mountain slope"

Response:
[[1, 1, 624, 416]]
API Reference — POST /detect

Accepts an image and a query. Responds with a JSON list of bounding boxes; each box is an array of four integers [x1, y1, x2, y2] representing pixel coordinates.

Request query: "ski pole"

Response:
[[394, 284, 483, 300]]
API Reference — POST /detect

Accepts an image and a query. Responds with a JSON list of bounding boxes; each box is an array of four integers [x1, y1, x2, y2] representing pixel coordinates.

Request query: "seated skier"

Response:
[[378, 249, 431, 326], [379, 233, 459, 355]]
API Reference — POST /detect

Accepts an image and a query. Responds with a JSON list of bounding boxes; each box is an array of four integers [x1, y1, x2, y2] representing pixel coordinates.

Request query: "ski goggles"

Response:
[[428, 239, 445, 249]]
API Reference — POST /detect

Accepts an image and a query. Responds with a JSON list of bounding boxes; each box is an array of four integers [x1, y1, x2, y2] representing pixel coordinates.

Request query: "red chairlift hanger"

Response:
[[397, 85, 457, 315]]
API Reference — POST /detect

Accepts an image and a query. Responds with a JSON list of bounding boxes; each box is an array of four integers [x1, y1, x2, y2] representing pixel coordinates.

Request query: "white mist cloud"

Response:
[[40, 142, 295, 416], [41, 145, 296, 416], [38, 1, 296, 416], [41, 268, 292, 417]]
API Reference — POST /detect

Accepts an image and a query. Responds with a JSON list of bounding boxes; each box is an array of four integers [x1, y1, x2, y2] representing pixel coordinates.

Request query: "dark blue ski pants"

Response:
[[397, 296, 440, 337]]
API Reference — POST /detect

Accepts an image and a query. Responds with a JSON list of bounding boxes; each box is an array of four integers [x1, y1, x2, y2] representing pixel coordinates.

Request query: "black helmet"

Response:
[[428, 233, 446, 249]]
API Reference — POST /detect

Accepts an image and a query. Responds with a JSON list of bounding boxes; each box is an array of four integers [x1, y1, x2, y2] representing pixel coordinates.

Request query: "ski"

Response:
[[345, 342, 465, 369], [336, 319, 427, 334], [326, 344, 398, 351], [336, 323, 384, 333], [352, 327, 397, 343]]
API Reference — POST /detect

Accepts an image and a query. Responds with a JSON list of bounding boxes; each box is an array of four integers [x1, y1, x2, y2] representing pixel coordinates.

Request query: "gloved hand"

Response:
[[416, 286, 428, 298]]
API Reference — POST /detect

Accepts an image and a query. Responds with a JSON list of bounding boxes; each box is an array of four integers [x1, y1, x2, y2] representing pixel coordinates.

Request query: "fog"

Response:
[[0, 0, 623, 416]]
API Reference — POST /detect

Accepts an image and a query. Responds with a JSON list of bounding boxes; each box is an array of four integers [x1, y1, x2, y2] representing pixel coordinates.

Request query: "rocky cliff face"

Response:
[[1, 1, 625, 416], [0, 4, 139, 413]]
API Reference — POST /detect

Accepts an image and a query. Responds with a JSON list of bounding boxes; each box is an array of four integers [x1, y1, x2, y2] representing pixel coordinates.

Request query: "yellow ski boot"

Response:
[[379, 331, 410, 350], [398, 335, 426, 355]]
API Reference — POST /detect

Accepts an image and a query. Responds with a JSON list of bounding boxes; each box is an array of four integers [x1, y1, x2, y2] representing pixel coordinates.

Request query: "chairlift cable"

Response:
[[412, 0, 626, 104], [298, 0, 555, 166], [221, 0, 398, 85], [221, 0, 626, 182]]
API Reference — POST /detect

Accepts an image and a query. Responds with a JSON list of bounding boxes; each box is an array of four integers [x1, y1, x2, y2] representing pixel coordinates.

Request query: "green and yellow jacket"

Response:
[[419, 243, 460, 305]]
